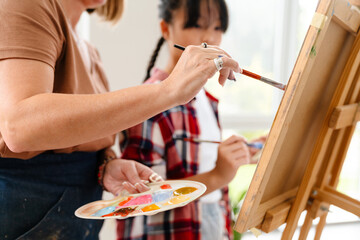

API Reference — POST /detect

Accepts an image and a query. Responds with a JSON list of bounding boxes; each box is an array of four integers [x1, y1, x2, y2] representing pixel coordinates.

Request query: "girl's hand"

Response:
[[248, 135, 267, 157], [163, 44, 240, 105], [213, 135, 251, 185], [103, 159, 163, 196]]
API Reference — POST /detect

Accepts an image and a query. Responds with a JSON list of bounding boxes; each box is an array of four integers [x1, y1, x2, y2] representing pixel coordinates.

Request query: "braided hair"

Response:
[[144, 37, 165, 81], [144, 0, 229, 81]]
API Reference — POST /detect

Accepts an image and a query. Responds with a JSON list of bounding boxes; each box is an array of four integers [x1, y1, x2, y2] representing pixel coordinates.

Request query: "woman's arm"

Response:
[[0, 46, 239, 153], [0, 59, 173, 152]]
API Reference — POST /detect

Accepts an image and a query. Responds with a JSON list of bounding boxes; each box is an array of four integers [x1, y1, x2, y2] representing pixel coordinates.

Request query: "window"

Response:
[[206, 0, 318, 136]]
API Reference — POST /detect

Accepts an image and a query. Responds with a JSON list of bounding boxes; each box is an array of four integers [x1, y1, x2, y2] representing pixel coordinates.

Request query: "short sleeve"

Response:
[[0, 0, 64, 69]]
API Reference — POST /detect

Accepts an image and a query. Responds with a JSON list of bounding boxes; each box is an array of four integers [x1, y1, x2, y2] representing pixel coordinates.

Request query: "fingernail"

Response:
[[123, 181, 136, 190], [149, 173, 157, 182], [141, 182, 150, 189], [141, 180, 150, 185], [149, 173, 163, 182]]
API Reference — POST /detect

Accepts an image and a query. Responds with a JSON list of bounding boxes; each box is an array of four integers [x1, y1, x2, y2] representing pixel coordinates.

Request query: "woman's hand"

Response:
[[102, 159, 163, 196], [213, 135, 251, 185], [163, 45, 240, 105]]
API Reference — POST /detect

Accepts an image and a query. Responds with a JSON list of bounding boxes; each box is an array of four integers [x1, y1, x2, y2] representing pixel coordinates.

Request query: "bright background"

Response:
[[77, 0, 360, 239]]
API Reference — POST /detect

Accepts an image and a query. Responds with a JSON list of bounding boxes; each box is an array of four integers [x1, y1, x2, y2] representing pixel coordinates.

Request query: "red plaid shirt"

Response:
[[117, 69, 232, 240]]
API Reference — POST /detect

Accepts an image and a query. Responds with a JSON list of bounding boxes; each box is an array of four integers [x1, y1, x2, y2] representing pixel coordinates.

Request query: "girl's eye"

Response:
[[194, 23, 201, 28], [215, 26, 222, 31]]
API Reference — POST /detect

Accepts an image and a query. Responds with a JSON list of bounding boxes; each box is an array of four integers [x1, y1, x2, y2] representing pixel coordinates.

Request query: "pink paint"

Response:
[[122, 194, 152, 207]]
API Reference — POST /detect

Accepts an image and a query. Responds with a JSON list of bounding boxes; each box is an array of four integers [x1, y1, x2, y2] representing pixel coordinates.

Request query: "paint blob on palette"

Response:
[[75, 180, 206, 219]]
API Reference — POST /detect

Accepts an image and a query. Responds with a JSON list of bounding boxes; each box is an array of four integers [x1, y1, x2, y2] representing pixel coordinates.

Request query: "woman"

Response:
[[0, 0, 240, 239], [116, 0, 258, 239]]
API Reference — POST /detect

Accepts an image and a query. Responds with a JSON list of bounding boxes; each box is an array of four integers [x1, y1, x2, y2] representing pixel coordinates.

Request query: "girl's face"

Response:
[[162, 1, 223, 62]]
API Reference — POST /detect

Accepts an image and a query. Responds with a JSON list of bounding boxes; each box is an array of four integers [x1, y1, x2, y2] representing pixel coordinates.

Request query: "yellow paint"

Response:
[[141, 204, 160, 212], [173, 187, 197, 196], [163, 195, 190, 206]]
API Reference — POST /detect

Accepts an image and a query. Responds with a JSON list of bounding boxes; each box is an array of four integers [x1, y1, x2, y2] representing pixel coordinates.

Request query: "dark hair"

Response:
[[144, 0, 229, 81]]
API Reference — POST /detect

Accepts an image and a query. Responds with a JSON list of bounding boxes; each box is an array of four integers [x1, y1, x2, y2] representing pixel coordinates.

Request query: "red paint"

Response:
[[160, 184, 172, 189], [118, 196, 134, 206], [102, 207, 136, 217]]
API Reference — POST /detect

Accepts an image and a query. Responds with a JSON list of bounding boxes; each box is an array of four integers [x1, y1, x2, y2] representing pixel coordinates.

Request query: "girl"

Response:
[[117, 0, 258, 239]]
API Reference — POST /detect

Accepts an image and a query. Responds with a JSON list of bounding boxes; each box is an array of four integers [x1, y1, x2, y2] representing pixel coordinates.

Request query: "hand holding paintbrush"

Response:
[[177, 137, 263, 149], [174, 44, 286, 91], [175, 137, 263, 165]]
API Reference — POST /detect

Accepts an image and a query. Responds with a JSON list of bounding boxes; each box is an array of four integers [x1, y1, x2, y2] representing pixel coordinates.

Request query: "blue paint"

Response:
[[152, 191, 173, 203], [92, 206, 115, 217], [246, 142, 263, 149]]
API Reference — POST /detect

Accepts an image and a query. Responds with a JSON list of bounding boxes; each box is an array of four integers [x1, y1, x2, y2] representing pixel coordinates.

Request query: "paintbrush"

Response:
[[174, 44, 286, 91], [177, 137, 263, 149]]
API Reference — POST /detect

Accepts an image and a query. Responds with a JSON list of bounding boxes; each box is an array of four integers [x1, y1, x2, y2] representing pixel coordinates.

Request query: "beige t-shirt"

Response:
[[0, 0, 114, 159]]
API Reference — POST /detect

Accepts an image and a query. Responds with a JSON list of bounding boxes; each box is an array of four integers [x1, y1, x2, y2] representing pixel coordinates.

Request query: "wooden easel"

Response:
[[283, 10, 360, 240], [234, 0, 360, 239]]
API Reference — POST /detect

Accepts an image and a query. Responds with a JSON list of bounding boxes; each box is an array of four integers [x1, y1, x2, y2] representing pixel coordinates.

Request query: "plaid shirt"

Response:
[[117, 69, 232, 240]]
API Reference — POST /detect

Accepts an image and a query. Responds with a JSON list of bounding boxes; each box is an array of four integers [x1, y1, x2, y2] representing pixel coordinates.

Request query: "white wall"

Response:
[[89, 0, 168, 91]]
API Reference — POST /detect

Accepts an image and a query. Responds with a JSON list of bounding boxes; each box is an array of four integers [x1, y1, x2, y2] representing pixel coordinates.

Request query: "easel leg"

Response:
[[314, 214, 327, 240], [299, 211, 314, 240]]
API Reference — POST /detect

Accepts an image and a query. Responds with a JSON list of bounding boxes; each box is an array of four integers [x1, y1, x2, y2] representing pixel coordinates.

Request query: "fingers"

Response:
[[198, 44, 241, 73], [232, 147, 250, 160], [186, 44, 241, 78], [249, 147, 259, 156], [135, 161, 164, 182], [122, 181, 149, 194], [149, 172, 164, 182], [123, 162, 143, 184], [219, 135, 251, 166], [218, 69, 230, 86], [217, 56, 240, 73], [123, 161, 164, 193], [222, 135, 246, 145], [136, 162, 157, 180], [208, 47, 240, 84], [112, 179, 150, 195], [122, 161, 151, 193]]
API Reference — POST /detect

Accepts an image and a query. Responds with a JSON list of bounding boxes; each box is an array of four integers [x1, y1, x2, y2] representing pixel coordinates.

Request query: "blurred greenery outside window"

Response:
[[204, 0, 360, 234]]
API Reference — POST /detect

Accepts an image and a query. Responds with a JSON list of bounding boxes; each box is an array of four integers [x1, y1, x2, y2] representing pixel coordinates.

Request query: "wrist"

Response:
[[160, 76, 180, 107], [98, 154, 117, 191], [210, 168, 229, 187]]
